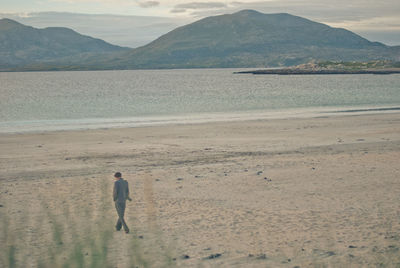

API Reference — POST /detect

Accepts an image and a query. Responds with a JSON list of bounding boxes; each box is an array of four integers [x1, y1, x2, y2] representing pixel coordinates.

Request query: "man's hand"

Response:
[[127, 197, 132, 202]]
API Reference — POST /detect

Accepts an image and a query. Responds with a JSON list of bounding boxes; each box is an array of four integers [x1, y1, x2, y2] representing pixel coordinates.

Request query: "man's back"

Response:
[[113, 178, 129, 203]]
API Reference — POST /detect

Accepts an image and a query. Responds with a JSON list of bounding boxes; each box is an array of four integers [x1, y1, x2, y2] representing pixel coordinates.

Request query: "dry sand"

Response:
[[1, 112, 400, 267]]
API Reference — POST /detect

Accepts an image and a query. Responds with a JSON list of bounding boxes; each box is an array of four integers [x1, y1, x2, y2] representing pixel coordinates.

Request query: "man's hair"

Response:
[[114, 172, 122, 178]]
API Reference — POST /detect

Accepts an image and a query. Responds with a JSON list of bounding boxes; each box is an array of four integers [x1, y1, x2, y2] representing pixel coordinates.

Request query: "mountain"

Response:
[[100, 10, 399, 69], [0, 18, 129, 68], [0, 12, 190, 48], [1, 11, 399, 71]]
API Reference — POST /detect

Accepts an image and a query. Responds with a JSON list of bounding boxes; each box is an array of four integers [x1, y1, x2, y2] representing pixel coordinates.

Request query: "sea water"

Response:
[[0, 69, 399, 133]]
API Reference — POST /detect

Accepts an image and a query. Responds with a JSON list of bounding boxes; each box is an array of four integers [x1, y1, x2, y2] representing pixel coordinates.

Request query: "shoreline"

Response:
[[1, 105, 400, 134]]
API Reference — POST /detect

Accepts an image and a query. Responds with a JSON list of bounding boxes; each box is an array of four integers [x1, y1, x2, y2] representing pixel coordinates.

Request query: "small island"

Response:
[[236, 61, 400, 75]]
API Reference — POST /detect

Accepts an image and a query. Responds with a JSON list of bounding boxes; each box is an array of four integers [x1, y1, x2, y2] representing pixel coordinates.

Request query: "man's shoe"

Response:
[[125, 230, 130, 234]]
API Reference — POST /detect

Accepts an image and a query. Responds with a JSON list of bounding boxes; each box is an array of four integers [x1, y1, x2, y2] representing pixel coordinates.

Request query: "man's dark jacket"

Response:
[[113, 178, 130, 203]]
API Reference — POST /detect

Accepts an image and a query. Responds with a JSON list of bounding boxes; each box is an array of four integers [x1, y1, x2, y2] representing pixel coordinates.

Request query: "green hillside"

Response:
[[0, 18, 128, 68], [101, 10, 398, 69]]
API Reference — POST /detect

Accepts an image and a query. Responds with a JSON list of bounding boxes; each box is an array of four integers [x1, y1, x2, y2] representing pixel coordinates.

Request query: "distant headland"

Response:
[[236, 61, 400, 75]]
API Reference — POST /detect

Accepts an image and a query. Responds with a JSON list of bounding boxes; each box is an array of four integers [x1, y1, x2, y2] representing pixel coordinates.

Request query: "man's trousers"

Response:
[[115, 201, 129, 232]]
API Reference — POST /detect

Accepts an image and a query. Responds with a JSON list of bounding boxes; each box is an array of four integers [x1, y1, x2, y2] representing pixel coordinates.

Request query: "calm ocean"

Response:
[[1, 69, 399, 133]]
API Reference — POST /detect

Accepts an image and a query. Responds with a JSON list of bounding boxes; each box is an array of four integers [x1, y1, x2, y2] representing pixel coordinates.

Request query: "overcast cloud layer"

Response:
[[0, 12, 190, 48], [1, 0, 399, 46]]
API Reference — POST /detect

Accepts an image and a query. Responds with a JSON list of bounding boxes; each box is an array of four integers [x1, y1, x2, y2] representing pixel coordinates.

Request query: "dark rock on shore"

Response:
[[257, 254, 268, 259], [204, 253, 222, 259]]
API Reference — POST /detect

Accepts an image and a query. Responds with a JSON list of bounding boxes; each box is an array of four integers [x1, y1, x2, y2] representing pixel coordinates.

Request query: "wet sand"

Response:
[[1, 112, 400, 267]]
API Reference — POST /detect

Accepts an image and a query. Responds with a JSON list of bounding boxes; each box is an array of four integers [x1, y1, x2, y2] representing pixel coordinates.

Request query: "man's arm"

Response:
[[125, 180, 132, 201]]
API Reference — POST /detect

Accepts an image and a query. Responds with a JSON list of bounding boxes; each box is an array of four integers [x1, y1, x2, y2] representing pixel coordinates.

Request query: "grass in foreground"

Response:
[[0, 177, 172, 268]]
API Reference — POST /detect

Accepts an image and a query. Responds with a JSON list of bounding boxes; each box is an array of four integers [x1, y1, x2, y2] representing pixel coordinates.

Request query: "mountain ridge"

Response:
[[0, 18, 129, 68], [97, 9, 397, 69], [1, 10, 399, 71]]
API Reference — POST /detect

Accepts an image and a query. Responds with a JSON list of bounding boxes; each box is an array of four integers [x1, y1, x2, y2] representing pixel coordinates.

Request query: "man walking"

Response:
[[113, 172, 131, 233]]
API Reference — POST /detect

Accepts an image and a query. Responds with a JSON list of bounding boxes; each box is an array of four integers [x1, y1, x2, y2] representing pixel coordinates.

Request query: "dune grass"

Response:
[[0, 176, 172, 268]]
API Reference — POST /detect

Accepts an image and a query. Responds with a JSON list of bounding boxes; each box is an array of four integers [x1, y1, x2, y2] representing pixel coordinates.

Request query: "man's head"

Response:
[[114, 172, 122, 179]]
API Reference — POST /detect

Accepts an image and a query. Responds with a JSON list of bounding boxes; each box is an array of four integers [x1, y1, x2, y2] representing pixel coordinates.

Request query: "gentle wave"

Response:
[[332, 107, 400, 113], [1, 106, 399, 134]]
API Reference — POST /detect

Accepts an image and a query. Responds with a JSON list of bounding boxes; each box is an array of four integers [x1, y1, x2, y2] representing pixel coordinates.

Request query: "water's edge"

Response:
[[1, 106, 399, 134]]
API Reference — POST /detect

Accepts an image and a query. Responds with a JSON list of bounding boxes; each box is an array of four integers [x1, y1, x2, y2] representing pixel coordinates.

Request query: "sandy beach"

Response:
[[1, 112, 400, 267]]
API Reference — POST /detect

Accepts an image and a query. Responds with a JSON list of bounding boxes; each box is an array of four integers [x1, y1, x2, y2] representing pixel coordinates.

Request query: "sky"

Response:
[[1, 0, 400, 47]]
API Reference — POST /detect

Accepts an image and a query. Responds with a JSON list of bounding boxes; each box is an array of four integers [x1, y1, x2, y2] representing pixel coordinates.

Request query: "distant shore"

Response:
[[236, 60, 400, 75], [236, 68, 400, 75]]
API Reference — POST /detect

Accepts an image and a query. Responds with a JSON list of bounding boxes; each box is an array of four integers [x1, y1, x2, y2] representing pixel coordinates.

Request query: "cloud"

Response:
[[166, 0, 400, 45], [49, 0, 158, 8], [225, 0, 400, 23], [170, 8, 187, 13], [138, 1, 159, 8], [0, 11, 190, 47], [174, 2, 227, 9], [171, 2, 227, 14], [238, 0, 400, 45], [328, 16, 400, 31], [3, 0, 399, 45], [48, 0, 139, 7]]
